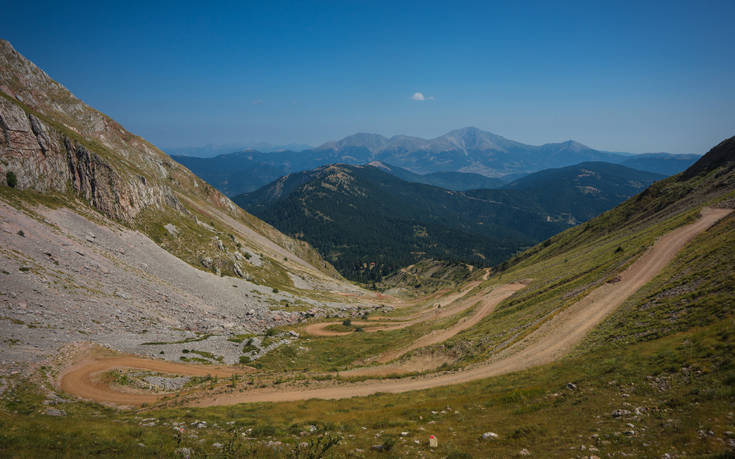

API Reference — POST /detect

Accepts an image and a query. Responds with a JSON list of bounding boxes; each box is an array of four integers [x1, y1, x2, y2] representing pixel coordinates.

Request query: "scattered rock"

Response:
[[176, 447, 192, 458], [44, 408, 66, 416], [612, 409, 631, 417], [265, 440, 283, 449], [164, 223, 179, 237], [481, 432, 499, 440], [519, 448, 531, 456], [200, 257, 213, 268], [566, 382, 577, 391]]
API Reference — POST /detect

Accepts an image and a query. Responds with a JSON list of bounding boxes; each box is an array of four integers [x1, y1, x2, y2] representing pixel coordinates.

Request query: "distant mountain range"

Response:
[[235, 162, 664, 282], [167, 142, 313, 157], [174, 127, 699, 196]]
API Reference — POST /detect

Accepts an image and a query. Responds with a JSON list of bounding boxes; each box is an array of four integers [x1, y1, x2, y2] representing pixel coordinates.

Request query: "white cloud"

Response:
[[411, 92, 434, 101]]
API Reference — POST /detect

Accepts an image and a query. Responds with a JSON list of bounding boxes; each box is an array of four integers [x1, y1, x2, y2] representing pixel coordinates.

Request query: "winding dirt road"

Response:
[[58, 208, 731, 407], [59, 356, 246, 406], [376, 283, 525, 363], [303, 281, 483, 337]]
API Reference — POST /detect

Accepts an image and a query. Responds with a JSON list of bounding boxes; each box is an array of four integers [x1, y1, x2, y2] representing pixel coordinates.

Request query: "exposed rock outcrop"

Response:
[[0, 38, 343, 280], [0, 94, 177, 222]]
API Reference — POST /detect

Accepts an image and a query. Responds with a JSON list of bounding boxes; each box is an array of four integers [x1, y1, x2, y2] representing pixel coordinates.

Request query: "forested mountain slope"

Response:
[[236, 162, 662, 281]]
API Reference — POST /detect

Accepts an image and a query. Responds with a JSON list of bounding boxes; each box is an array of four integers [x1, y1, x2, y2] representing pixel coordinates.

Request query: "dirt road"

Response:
[[376, 283, 525, 363], [59, 356, 245, 406], [58, 208, 731, 406], [303, 281, 482, 337]]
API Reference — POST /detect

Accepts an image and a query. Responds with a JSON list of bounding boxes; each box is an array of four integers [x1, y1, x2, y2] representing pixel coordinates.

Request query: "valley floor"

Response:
[[2, 199, 735, 457], [53, 208, 731, 407]]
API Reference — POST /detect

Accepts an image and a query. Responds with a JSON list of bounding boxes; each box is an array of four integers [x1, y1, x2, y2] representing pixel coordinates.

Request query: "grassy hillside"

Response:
[[1, 138, 733, 458]]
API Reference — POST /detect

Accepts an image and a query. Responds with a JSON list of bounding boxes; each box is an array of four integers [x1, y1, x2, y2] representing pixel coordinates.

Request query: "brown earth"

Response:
[[59, 355, 248, 407], [376, 283, 525, 363], [302, 280, 483, 337]]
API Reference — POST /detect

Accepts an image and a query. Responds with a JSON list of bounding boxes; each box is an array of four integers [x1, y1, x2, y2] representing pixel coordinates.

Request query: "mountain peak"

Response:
[[436, 127, 518, 152], [367, 160, 391, 171], [561, 140, 591, 151], [319, 132, 389, 152]]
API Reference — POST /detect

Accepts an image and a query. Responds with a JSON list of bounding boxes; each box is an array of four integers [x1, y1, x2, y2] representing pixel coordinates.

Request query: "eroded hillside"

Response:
[[0, 40, 375, 373]]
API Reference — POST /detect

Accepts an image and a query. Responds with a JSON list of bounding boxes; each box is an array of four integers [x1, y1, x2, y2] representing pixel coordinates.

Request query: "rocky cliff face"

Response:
[[0, 39, 343, 280], [0, 40, 180, 222], [0, 93, 177, 222]]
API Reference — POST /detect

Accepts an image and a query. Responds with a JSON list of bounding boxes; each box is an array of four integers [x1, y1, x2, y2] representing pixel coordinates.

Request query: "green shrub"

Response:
[[6, 171, 17, 188], [342, 319, 352, 327], [251, 424, 277, 437]]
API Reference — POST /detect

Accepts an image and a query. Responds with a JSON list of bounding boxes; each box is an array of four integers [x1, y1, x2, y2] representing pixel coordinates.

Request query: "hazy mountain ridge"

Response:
[[167, 142, 313, 157], [177, 127, 698, 196]]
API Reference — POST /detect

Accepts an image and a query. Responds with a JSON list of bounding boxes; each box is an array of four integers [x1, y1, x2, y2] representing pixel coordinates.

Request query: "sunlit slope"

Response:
[[0, 39, 343, 284]]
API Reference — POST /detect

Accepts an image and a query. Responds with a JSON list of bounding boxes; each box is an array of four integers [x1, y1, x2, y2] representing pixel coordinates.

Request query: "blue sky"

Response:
[[2, 0, 734, 153]]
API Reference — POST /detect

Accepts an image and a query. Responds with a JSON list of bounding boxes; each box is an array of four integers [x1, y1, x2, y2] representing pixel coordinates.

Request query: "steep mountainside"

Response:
[[0, 39, 338, 280], [0, 40, 369, 372], [177, 127, 696, 196], [235, 162, 661, 282]]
